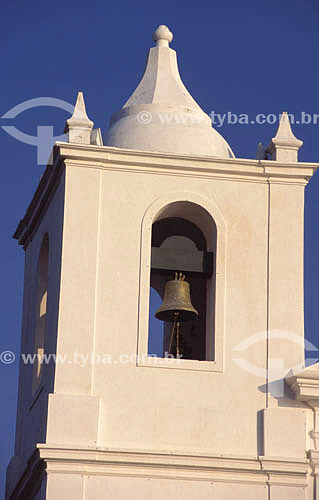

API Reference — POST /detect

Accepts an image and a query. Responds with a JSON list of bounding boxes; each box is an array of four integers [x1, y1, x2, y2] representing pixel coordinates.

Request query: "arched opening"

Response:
[[148, 202, 217, 362], [32, 234, 49, 395]]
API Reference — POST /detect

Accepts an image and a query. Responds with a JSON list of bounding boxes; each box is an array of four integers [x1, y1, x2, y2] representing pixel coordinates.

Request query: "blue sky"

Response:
[[1, 0, 319, 495]]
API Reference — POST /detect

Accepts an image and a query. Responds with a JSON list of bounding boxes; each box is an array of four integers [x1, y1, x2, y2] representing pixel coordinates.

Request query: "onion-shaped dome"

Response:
[[105, 25, 234, 158]]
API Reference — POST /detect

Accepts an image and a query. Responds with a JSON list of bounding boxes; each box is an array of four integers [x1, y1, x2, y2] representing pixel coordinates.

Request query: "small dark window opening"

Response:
[[33, 234, 49, 394], [148, 218, 213, 361]]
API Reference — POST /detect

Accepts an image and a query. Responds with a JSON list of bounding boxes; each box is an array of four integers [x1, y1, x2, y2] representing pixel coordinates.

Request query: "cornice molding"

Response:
[[8, 445, 310, 498], [286, 363, 319, 402], [37, 445, 308, 486], [56, 141, 317, 182]]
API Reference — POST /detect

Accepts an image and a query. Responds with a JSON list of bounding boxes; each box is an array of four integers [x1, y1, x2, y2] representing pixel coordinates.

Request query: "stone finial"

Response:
[[152, 25, 173, 48], [65, 91, 94, 144], [268, 112, 303, 162]]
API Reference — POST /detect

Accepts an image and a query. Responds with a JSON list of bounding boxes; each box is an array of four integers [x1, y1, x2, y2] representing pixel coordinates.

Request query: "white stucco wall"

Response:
[[48, 154, 307, 457]]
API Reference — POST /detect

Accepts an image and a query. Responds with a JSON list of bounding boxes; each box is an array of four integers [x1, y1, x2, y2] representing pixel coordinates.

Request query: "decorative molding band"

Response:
[[286, 363, 319, 402], [8, 446, 311, 498], [36, 445, 309, 487], [259, 455, 309, 474], [56, 141, 318, 172], [56, 142, 316, 183], [63, 159, 310, 187]]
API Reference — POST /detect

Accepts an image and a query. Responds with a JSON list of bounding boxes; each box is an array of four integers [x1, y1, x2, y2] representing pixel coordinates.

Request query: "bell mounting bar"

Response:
[[151, 247, 214, 278]]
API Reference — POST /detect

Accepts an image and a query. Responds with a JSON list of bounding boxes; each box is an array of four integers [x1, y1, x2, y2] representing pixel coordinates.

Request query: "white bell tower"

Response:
[[6, 25, 319, 500]]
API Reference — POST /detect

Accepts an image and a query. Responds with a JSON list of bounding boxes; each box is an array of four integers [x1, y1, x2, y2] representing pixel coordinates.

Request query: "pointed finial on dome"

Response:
[[65, 91, 94, 144], [152, 25, 173, 47], [267, 112, 303, 162]]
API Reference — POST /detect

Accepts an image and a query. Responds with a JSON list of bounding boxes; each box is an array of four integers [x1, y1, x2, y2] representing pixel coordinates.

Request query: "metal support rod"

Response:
[[176, 321, 180, 357], [168, 321, 175, 355], [168, 312, 180, 357]]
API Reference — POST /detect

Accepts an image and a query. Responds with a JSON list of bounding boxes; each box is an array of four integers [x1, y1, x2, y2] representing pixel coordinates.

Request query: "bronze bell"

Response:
[[155, 273, 199, 322]]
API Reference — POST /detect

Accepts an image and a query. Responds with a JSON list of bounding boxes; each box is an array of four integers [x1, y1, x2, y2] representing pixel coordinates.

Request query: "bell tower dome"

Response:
[[105, 25, 234, 158]]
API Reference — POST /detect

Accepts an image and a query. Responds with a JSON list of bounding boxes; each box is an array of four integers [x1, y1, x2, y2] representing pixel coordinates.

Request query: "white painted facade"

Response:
[[6, 25, 319, 499]]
